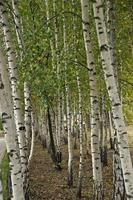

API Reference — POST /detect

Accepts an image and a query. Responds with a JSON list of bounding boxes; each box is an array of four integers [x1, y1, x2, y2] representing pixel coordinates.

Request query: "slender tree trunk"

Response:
[[47, 107, 57, 164], [76, 68, 83, 198], [112, 132, 125, 200], [24, 82, 32, 154], [45, 0, 56, 69], [0, 50, 24, 200], [28, 111, 35, 163], [102, 103, 108, 167], [93, 1, 133, 197], [106, 2, 126, 197], [71, 1, 83, 196], [62, 0, 73, 186], [108, 110, 113, 149], [0, 1, 27, 188], [53, 0, 62, 170], [99, 96, 104, 162], [81, 1, 103, 198], [11, 0, 23, 53], [61, 93, 67, 144], [12, 0, 32, 157]]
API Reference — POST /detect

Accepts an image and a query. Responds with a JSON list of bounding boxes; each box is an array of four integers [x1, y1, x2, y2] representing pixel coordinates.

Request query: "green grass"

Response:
[[0, 153, 9, 200]]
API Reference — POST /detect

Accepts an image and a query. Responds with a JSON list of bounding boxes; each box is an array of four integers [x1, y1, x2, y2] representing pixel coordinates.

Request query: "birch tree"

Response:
[[76, 66, 83, 198], [80, 0, 103, 198], [62, 0, 73, 186], [24, 82, 32, 153], [106, 1, 125, 198], [93, 0, 133, 198], [71, 0, 84, 196], [0, 50, 24, 200], [11, 0, 32, 153], [0, 0, 28, 193], [53, 0, 62, 169], [28, 111, 35, 163]]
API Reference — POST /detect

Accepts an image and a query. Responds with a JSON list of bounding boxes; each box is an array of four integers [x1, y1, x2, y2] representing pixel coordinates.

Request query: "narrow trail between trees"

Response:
[[29, 140, 113, 200]]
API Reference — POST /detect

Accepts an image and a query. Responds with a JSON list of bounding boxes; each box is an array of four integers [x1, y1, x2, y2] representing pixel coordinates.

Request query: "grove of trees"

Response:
[[0, 0, 133, 199]]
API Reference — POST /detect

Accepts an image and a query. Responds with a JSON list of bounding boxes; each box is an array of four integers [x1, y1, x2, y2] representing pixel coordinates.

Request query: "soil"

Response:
[[29, 140, 113, 200]]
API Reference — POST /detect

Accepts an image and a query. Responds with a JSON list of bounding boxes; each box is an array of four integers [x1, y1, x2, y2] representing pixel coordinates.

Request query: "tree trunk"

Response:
[[0, 50, 24, 200], [62, 0, 73, 186], [28, 111, 35, 163], [24, 82, 32, 155], [108, 110, 114, 149], [47, 107, 57, 164], [81, 0, 103, 198], [113, 132, 125, 200], [93, 1, 133, 197], [0, 1, 27, 190], [76, 68, 83, 198], [102, 98, 108, 167]]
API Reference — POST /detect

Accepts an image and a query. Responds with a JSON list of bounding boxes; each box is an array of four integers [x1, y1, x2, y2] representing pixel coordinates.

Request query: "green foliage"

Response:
[[2, 0, 132, 119]]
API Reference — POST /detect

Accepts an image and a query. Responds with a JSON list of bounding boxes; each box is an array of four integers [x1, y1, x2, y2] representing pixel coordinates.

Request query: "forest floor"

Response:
[[29, 126, 133, 200], [29, 140, 113, 200]]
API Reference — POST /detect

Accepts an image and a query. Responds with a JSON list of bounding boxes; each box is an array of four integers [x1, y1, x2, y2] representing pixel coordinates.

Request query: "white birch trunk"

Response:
[[81, 0, 103, 198], [106, 2, 125, 197], [53, 1, 62, 166], [0, 1, 27, 185], [71, 0, 83, 196], [11, 0, 23, 52], [62, 0, 73, 186], [28, 111, 35, 163], [12, 0, 32, 155], [102, 102, 108, 166], [45, 0, 56, 69], [76, 67, 83, 198], [0, 50, 24, 200], [12, 0, 32, 157], [99, 96, 104, 161], [93, 1, 133, 198], [61, 93, 67, 144], [113, 132, 125, 200], [24, 82, 31, 152]]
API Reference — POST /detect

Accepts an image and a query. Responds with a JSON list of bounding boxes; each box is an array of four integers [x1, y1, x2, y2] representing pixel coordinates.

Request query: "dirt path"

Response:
[[0, 138, 6, 164], [29, 141, 113, 200]]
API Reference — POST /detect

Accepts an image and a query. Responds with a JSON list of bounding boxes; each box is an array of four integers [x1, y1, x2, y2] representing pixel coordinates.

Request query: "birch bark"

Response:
[[53, 0, 62, 169], [24, 82, 32, 152], [0, 1, 27, 186], [81, 0, 103, 198], [11, 0, 32, 154], [76, 67, 83, 198], [93, 0, 133, 198], [62, 0, 73, 186], [71, 0, 83, 196], [0, 50, 24, 200], [28, 111, 35, 163], [106, 1, 125, 198]]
